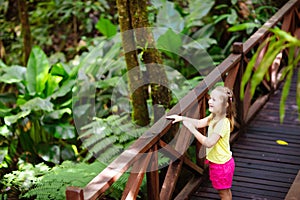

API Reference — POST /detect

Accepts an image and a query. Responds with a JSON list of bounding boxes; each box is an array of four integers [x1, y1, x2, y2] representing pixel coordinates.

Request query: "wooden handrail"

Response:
[[66, 0, 300, 199]]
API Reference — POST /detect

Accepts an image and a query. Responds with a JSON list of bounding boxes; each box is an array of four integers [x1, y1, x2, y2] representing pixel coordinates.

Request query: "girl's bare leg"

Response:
[[218, 189, 232, 200]]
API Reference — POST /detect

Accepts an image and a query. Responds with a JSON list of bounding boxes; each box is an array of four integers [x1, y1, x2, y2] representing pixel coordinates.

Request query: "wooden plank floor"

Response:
[[190, 72, 300, 200]]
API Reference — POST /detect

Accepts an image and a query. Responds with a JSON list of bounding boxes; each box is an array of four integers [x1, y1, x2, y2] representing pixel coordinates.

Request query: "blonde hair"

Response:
[[209, 86, 236, 131]]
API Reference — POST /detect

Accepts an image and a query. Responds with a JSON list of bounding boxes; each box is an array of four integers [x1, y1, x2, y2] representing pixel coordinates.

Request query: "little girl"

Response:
[[166, 86, 236, 200]]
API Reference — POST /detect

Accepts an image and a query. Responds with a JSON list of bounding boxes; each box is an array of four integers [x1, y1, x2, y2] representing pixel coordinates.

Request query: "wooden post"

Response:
[[196, 99, 206, 168], [147, 144, 160, 200], [66, 186, 84, 200], [232, 42, 246, 133]]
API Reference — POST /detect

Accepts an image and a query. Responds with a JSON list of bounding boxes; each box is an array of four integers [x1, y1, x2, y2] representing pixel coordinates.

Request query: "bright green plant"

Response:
[[240, 28, 300, 122], [0, 46, 77, 167], [1, 161, 50, 198]]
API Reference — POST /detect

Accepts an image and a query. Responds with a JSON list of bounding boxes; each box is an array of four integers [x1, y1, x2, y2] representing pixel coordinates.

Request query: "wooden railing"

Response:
[[66, 0, 300, 199]]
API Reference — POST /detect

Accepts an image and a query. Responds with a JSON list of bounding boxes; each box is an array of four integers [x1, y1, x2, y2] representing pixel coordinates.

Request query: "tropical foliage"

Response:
[[0, 0, 282, 199], [241, 28, 300, 122]]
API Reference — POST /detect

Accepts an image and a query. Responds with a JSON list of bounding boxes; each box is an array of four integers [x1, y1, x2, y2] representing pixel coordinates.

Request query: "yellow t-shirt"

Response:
[[206, 117, 232, 164]]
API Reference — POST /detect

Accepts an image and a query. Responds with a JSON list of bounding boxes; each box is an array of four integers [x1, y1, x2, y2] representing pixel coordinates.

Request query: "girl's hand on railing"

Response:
[[166, 115, 183, 124]]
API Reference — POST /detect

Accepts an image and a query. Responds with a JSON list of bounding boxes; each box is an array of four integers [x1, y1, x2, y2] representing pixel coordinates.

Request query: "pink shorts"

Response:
[[207, 157, 235, 190]]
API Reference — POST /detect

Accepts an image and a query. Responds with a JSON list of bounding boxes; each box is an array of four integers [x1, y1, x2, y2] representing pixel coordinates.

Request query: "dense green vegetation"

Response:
[[0, 0, 285, 199]]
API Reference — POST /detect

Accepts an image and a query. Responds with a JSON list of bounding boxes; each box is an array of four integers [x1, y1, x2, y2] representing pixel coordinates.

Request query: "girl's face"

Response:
[[208, 89, 227, 115]]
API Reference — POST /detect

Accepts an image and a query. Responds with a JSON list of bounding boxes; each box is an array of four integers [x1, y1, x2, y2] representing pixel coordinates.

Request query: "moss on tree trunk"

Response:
[[116, 0, 150, 126], [130, 0, 172, 122]]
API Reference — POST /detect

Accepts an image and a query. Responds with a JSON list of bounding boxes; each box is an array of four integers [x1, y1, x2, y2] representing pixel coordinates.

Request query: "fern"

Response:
[[22, 161, 106, 200], [79, 114, 148, 164]]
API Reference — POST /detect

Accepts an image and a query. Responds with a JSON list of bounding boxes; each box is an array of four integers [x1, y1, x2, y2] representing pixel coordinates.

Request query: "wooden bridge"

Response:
[[191, 70, 300, 199], [66, 0, 300, 199]]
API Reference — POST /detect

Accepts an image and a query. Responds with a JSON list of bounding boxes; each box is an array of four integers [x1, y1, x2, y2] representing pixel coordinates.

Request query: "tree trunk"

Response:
[[17, 0, 32, 65], [130, 0, 172, 122], [116, 0, 150, 126]]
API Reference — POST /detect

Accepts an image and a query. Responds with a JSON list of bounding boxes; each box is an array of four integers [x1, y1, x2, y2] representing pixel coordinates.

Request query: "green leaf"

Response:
[[46, 108, 72, 120], [95, 16, 117, 38], [271, 28, 300, 44], [50, 62, 70, 77], [46, 75, 63, 97], [0, 147, 8, 164], [96, 76, 119, 89], [240, 38, 271, 99], [213, 14, 230, 24], [279, 69, 293, 123], [157, 28, 182, 56], [250, 39, 286, 96], [190, 37, 217, 49], [20, 97, 54, 112], [4, 110, 31, 125], [228, 22, 260, 32], [186, 0, 214, 28], [227, 8, 238, 25], [0, 65, 26, 84], [54, 124, 75, 140], [156, 1, 184, 32], [231, 0, 238, 5], [26, 46, 50, 96], [51, 79, 76, 99], [0, 125, 12, 138]]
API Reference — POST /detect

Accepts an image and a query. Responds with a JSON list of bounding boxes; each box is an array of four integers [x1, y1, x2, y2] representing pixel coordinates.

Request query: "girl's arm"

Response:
[[183, 121, 220, 148], [166, 114, 210, 129]]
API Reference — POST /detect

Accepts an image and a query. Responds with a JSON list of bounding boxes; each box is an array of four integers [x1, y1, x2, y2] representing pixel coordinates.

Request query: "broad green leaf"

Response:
[[156, 1, 184, 32], [95, 16, 117, 38], [20, 97, 53, 112], [54, 124, 75, 140], [96, 77, 120, 88], [45, 108, 72, 120], [231, 0, 238, 5], [50, 62, 70, 77], [192, 23, 215, 39], [187, 0, 214, 27], [157, 28, 182, 55], [150, 0, 165, 8], [0, 65, 26, 84], [227, 9, 238, 25], [213, 14, 230, 24], [26, 46, 50, 96], [193, 37, 217, 49], [51, 79, 76, 99], [228, 22, 260, 32], [0, 125, 12, 138], [4, 110, 31, 125], [46, 75, 63, 97]]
